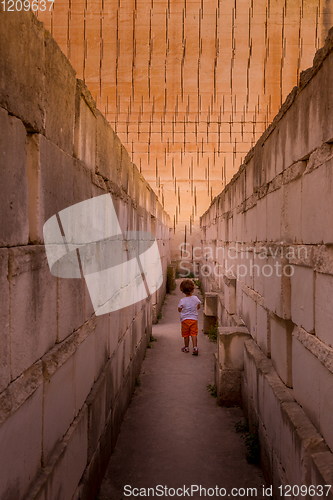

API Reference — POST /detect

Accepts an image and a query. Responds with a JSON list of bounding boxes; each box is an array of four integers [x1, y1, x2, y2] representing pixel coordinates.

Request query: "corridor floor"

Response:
[[99, 281, 266, 499]]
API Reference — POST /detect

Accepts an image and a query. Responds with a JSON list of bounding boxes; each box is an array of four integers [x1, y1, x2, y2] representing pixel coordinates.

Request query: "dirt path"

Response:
[[99, 281, 266, 499]]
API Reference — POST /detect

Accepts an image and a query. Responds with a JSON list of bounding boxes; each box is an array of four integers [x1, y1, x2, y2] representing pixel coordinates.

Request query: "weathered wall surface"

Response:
[[200, 29, 333, 496], [0, 10, 170, 500]]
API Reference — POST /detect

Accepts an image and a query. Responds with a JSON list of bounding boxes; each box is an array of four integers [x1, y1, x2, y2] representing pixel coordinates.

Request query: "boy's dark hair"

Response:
[[180, 278, 195, 295]]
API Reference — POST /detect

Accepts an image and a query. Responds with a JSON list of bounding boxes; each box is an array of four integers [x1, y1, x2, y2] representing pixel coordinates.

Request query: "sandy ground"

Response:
[[99, 281, 267, 500]]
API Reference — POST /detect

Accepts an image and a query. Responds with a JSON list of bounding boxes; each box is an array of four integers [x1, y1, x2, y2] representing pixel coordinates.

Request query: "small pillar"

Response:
[[203, 292, 218, 333], [166, 264, 176, 293], [152, 304, 157, 324], [215, 326, 251, 406]]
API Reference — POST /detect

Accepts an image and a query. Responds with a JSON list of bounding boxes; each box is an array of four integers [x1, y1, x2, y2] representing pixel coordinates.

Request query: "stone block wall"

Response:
[[200, 28, 333, 495], [37, 0, 333, 265], [0, 10, 170, 500]]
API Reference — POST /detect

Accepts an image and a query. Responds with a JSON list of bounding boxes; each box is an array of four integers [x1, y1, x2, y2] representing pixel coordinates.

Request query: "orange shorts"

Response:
[[181, 319, 198, 337]]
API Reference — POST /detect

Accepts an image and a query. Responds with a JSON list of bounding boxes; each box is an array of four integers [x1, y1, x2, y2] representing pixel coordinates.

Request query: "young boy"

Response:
[[178, 278, 201, 355]]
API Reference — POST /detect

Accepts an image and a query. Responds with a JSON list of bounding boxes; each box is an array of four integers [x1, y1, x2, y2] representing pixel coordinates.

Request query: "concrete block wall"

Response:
[[0, 10, 170, 500], [200, 28, 333, 494]]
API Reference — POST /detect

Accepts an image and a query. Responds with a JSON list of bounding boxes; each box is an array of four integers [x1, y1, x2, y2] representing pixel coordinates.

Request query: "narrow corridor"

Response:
[[2, 8, 333, 499], [99, 281, 266, 499]]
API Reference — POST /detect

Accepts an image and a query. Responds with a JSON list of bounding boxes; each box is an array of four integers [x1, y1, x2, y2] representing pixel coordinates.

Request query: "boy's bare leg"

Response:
[[184, 336, 190, 347], [191, 336, 197, 347]]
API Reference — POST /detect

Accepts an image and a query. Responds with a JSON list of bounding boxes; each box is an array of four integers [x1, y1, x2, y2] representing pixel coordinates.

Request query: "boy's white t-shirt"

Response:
[[178, 295, 201, 322]]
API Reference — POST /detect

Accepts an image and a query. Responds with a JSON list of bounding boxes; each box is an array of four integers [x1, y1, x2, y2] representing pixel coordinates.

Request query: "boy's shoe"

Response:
[[181, 347, 189, 353], [192, 347, 199, 356]]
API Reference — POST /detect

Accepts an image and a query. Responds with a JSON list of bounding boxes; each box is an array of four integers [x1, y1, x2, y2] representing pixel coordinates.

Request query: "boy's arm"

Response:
[[178, 306, 183, 312], [197, 303, 201, 309]]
